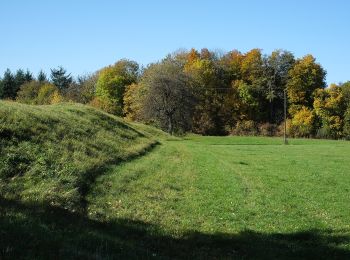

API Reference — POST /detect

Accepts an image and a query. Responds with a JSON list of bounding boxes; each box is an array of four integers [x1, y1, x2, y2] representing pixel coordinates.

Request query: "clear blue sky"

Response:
[[0, 0, 349, 84]]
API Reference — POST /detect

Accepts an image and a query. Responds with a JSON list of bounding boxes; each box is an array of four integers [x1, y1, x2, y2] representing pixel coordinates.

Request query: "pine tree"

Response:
[[14, 69, 26, 94], [0, 78, 3, 98], [50, 66, 72, 91], [0, 69, 16, 99], [37, 70, 47, 83], [13, 69, 33, 99], [24, 69, 33, 82]]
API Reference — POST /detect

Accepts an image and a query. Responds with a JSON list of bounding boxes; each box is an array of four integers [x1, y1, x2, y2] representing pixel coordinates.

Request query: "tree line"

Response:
[[1, 48, 350, 139]]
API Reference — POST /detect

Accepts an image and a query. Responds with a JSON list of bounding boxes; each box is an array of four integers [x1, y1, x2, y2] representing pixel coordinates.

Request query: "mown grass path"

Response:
[[87, 136, 350, 258]]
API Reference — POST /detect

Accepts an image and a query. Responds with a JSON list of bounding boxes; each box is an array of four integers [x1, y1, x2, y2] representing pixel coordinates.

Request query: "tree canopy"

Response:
[[2, 48, 350, 138]]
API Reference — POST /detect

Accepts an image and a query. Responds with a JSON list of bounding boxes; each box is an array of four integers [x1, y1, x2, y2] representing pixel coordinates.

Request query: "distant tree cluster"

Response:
[[1, 48, 350, 139]]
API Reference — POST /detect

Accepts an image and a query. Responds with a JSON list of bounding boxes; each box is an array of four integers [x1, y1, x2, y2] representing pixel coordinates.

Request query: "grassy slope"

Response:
[[0, 101, 165, 212], [1, 101, 350, 258]]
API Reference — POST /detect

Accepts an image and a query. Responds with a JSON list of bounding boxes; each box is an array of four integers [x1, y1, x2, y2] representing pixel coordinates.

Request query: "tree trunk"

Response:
[[168, 116, 173, 135]]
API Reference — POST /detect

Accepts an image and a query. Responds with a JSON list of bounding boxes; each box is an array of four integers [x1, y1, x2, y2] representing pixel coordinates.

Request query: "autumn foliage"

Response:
[[2, 48, 350, 139]]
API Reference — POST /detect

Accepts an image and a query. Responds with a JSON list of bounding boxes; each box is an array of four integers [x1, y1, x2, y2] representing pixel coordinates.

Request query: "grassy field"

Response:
[[1, 102, 350, 259]]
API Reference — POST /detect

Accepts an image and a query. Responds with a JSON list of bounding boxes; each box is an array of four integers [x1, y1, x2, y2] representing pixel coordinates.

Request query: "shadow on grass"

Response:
[[209, 143, 285, 146], [1, 197, 349, 259], [79, 141, 160, 213]]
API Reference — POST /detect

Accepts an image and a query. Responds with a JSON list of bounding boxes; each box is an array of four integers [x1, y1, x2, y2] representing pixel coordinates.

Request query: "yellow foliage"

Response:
[[329, 116, 342, 131], [123, 83, 144, 121], [287, 54, 326, 109], [292, 107, 314, 125], [290, 107, 315, 137], [187, 48, 200, 65], [313, 85, 345, 138], [89, 97, 116, 114], [240, 49, 263, 84], [37, 84, 58, 105], [50, 91, 63, 104]]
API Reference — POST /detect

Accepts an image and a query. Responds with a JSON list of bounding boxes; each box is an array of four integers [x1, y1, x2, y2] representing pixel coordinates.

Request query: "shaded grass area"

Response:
[[1, 197, 350, 259], [0, 101, 164, 212]]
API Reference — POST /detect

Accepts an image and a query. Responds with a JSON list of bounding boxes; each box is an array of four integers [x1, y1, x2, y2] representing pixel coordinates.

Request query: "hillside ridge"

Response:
[[0, 101, 166, 212]]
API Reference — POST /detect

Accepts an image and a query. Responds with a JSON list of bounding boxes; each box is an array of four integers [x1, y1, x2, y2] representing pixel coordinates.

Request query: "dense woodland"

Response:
[[1, 48, 350, 139]]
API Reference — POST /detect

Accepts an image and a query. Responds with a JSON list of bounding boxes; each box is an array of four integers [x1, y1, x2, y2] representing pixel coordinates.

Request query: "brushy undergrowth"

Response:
[[0, 101, 165, 212]]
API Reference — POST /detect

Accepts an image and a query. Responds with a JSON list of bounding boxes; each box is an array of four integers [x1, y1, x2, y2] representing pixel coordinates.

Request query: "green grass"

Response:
[[1, 101, 350, 259], [86, 136, 350, 258]]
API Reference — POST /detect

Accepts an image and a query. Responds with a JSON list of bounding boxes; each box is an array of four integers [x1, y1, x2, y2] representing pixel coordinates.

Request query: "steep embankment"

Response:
[[0, 101, 165, 212]]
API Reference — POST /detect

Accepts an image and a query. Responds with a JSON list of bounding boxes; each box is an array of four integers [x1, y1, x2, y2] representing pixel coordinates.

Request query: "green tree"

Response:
[[185, 50, 228, 135], [264, 50, 295, 123], [220, 50, 244, 82], [16, 81, 42, 104], [234, 49, 267, 123], [141, 58, 194, 134], [14, 69, 26, 89], [233, 80, 259, 120], [0, 69, 15, 99], [65, 73, 98, 103], [37, 70, 47, 83], [10, 69, 34, 99], [343, 106, 350, 140], [24, 69, 33, 82], [16, 81, 61, 105], [50, 66, 73, 91], [36, 83, 60, 105], [95, 59, 139, 115], [340, 81, 350, 106]]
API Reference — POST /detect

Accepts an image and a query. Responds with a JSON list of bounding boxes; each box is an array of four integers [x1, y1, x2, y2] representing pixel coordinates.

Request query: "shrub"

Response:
[[276, 119, 291, 137], [290, 107, 315, 137], [16, 82, 63, 105], [37, 84, 59, 105], [16, 81, 41, 104], [343, 107, 350, 140], [316, 126, 332, 139], [89, 96, 116, 113], [258, 123, 277, 136], [231, 120, 258, 136], [50, 91, 63, 104]]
